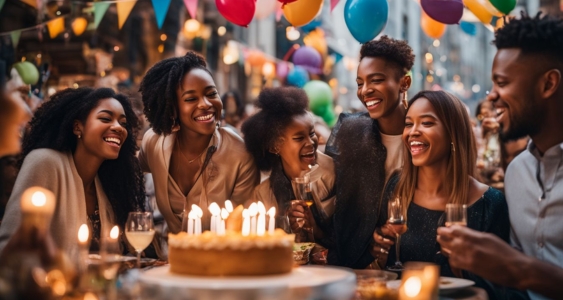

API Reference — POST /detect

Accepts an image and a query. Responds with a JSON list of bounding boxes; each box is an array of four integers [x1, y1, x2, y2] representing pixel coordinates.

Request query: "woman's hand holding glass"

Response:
[[288, 200, 316, 242], [370, 225, 395, 268]]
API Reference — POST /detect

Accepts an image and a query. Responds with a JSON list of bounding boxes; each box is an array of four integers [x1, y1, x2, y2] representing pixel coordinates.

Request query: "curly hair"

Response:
[[221, 90, 245, 119], [20, 87, 146, 229], [359, 35, 415, 76], [139, 51, 213, 135], [494, 12, 563, 65], [241, 87, 309, 171]]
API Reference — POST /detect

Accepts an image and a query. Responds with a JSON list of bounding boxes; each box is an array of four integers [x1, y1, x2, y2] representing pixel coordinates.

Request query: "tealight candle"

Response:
[[267, 207, 276, 235], [219, 208, 229, 235], [248, 203, 258, 235], [257, 201, 266, 236], [192, 204, 203, 235], [398, 262, 439, 300], [209, 202, 221, 234], [224, 200, 233, 213], [242, 209, 250, 236]]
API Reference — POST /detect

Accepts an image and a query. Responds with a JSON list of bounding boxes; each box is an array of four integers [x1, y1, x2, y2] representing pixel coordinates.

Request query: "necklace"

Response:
[[176, 136, 205, 164]]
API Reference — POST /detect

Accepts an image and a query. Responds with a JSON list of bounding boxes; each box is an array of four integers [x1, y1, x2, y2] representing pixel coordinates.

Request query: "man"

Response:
[[325, 36, 414, 268], [438, 13, 563, 299]]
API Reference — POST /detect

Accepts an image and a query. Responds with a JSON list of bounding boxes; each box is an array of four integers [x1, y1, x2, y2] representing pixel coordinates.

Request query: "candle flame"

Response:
[[110, 226, 119, 239], [242, 208, 249, 218], [267, 207, 276, 217], [78, 224, 89, 243], [31, 191, 47, 207], [224, 200, 233, 213], [221, 208, 229, 219], [188, 210, 196, 219], [191, 204, 203, 217], [404, 276, 422, 297], [248, 203, 258, 216], [209, 202, 221, 215], [257, 201, 266, 214]]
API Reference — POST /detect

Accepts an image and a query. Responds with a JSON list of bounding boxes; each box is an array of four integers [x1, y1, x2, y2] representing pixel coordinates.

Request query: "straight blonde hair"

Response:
[[394, 90, 477, 216]]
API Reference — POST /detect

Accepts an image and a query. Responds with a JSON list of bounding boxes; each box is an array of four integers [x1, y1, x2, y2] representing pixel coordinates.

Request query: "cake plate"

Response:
[[138, 265, 356, 300]]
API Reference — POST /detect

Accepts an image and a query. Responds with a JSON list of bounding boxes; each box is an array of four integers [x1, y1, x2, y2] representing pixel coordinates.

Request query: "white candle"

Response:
[[267, 207, 276, 235], [187, 211, 195, 235], [209, 203, 220, 233], [220, 208, 229, 235], [257, 201, 266, 236], [224, 200, 233, 213], [242, 209, 250, 236], [192, 204, 203, 235], [249, 203, 258, 235]]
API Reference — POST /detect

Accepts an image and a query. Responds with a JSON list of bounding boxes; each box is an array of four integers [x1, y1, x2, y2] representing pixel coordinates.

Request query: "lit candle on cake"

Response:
[[267, 207, 276, 235], [209, 202, 221, 233], [224, 200, 233, 213], [219, 208, 229, 235], [187, 211, 195, 235], [242, 209, 250, 236], [257, 201, 266, 236], [192, 204, 203, 235], [249, 203, 258, 235]]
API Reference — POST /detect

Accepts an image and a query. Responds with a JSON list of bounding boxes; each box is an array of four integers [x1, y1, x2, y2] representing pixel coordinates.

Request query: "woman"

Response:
[[0, 90, 31, 158], [242, 87, 335, 245], [139, 51, 259, 233], [0, 87, 145, 254], [220, 91, 245, 135], [325, 36, 414, 268], [373, 91, 511, 298]]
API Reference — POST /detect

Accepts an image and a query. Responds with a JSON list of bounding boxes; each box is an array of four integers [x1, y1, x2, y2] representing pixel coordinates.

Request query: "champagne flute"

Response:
[[294, 175, 314, 208], [387, 198, 407, 272], [125, 212, 155, 268], [445, 204, 467, 227]]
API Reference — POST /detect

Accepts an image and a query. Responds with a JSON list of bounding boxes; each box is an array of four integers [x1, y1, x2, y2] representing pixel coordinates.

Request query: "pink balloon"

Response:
[[216, 0, 256, 27], [256, 0, 277, 20], [276, 61, 290, 79]]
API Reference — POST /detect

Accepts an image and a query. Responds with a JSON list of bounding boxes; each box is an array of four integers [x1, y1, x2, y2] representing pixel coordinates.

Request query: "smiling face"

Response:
[[487, 49, 544, 141], [276, 113, 318, 179], [74, 98, 128, 161], [0, 92, 31, 157], [356, 57, 408, 120], [403, 98, 450, 167], [176, 68, 222, 136]]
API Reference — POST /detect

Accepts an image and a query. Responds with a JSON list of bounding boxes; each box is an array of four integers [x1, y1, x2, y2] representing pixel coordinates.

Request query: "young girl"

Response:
[[0, 87, 145, 254]]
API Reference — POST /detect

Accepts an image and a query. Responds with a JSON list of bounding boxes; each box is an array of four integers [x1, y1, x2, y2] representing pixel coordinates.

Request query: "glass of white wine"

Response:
[[387, 198, 407, 272], [125, 212, 155, 268], [445, 204, 467, 227]]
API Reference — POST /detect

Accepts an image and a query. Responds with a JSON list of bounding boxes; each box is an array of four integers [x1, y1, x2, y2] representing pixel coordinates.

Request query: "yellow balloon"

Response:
[[482, 0, 503, 17], [282, 0, 323, 27], [304, 29, 328, 57], [421, 12, 446, 39], [463, 0, 494, 24], [72, 17, 88, 36]]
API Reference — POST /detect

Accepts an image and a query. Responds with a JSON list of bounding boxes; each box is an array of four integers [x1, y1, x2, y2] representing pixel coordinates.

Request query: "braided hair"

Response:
[[21, 87, 146, 229], [139, 51, 213, 135]]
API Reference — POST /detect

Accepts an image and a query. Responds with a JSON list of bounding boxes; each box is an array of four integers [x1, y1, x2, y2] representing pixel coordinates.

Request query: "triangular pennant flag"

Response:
[[93, 2, 111, 29], [0, 0, 6, 13], [151, 0, 172, 29], [20, 0, 36, 8], [10, 30, 21, 49], [330, 0, 339, 12], [117, 0, 136, 29], [47, 17, 64, 39], [183, 0, 198, 19]]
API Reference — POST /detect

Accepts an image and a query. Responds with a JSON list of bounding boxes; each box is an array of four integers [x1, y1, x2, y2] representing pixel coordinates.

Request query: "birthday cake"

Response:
[[168, 229, 294, 276]]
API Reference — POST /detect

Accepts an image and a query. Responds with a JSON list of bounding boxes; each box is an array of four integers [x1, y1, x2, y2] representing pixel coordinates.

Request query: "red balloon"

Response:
[[216, 0, 256, 27], [278, 0, 299, 7]]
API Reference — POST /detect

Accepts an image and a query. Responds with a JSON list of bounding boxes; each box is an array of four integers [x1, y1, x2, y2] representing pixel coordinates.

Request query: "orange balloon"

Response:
[[282, 0, 323, 27], [246, 50, 266, 67], [421, 12, 446, 39]]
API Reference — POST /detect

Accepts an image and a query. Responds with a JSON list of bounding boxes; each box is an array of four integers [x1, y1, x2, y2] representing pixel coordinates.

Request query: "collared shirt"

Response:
[[505, 141, 563, 300]]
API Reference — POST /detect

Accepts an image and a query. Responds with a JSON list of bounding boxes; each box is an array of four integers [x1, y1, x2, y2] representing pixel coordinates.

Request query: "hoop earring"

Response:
[[402, 91, 408, 109], [78, 134, 81, 139]]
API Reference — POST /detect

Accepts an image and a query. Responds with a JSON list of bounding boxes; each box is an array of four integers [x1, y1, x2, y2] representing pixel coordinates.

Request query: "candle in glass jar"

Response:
[[248, 203, 258, 235], [267, 207, 276, 235], [242, 209, 250, 236], [209, 203, 221, 233], [257, 201, 266, 236]]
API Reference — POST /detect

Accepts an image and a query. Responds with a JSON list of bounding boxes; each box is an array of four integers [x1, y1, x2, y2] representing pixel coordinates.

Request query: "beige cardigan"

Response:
[[139, 127, 259, 233], [0, 149, 115, 255]]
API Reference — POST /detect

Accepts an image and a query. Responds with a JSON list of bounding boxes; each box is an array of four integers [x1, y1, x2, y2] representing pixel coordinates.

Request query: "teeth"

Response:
[[301, 152, 314, 156], [195, 114, 214, 121], [365, 100, 381, 107], [104, 137, 121, 145], [496, 108, 505, 115], [410, 141, 425, 146]]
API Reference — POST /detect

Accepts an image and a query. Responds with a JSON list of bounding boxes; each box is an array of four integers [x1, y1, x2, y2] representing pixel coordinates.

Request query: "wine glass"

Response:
[[125, 212, 155, 268], [445, 204, 467, 227], [387, 198, 407, 272], [294, 175, 314, 208]]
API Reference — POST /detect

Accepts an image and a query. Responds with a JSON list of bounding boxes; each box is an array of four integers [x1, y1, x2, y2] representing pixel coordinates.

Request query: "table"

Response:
[[440, 287, 488, 300]]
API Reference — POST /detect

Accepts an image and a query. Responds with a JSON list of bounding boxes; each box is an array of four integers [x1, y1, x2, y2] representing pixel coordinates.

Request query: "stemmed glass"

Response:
[[291, 175, 315, 243], [445, 204, 467, 227], [125, 212, 155, 268], [387, 198, 407, 272]]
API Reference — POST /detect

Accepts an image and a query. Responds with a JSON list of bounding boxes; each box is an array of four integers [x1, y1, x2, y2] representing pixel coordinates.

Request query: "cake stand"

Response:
[[138, 265, 356, 300]]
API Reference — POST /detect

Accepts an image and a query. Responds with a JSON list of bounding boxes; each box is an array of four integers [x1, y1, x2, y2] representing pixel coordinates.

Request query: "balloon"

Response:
[[322, 107, 337, 127], [292, 46, 322, 74], [299, 16, 322, 33], [216, 0, 255, 27], [286, 66, 309, 88], [304, 29, 328, 57], [277, 0, 298, 5], [421, 11, 446, 39], [246, 50, 266, 67], [276, 61, 290, 79], [463, 0, 493, 24], [303, 80, 333, 114], [421, 0, 463, 25], [489, 0, 516, 15], [13, 61, 39, 85], [344, 0, 388, 43], [282, 0, 323, 27], [255, 0, 277, 20], [460, 21, 477, 36]]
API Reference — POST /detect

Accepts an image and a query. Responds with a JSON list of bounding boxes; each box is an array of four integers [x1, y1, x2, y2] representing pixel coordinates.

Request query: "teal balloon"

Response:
[[489, 0, 516, 15], [303, 80, 333, 114], [344, 0, 388, 43], [286, 66, 309, 88]]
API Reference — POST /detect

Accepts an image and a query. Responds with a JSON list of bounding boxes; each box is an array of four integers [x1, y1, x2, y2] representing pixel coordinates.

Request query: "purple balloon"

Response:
[[421, 0, 463, 25], [276, 61, 290, 79], [292, 46, 322, 75]]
